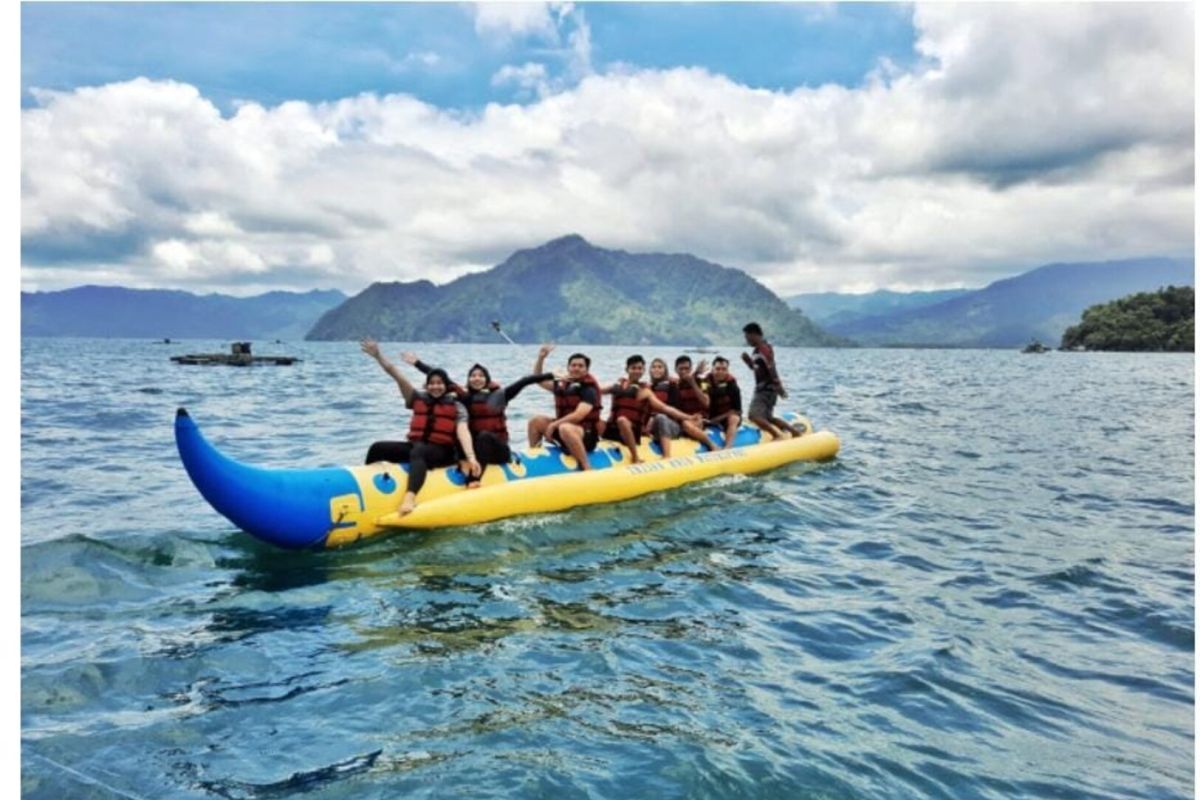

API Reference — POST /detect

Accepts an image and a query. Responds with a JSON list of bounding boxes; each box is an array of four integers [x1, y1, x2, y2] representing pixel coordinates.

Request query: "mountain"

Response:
[[786, 288, 974, 327], [833, 257, 1195, 347], [21, 286, 347, 339], [306, 235, 843, 346]]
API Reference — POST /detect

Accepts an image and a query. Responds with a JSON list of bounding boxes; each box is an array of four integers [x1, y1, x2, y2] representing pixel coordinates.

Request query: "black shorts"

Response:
[[551, 425, 599, 452], [601, 419, 639, 442]]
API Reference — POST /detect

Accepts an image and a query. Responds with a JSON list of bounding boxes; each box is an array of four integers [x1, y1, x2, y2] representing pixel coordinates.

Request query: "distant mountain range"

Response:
[[21, 286, 346, 339], [307, 235, 842, 346], [787, 289, 974, 328], [825, 257, 1194, 347], [20, 247, 1194, 349]]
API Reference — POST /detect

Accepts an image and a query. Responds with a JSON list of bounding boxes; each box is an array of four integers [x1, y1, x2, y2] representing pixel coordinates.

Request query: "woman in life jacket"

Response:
[[527, 344, 603, 471], [601, 354, 696, 464], [704, 356, 743, 449], [400, 354, 553, 488], [361, 339, 477, 516]]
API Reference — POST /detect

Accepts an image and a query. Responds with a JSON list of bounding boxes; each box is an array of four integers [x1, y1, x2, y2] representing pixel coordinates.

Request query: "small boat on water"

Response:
[[175, 408, 840, 549], [171, 341, 300, 366]]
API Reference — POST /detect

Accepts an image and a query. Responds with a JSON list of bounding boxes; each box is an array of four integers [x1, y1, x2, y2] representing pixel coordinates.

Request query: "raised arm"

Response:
[[496, 372, 555, 407], [361, 338, 416, 405], [402, 351, 433, 376], [682, 371, 711, 409], [532, 343, 556, 391]]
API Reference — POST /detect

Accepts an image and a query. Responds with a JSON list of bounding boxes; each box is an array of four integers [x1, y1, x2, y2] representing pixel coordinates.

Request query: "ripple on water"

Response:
[[19, 342, 1196, 800]]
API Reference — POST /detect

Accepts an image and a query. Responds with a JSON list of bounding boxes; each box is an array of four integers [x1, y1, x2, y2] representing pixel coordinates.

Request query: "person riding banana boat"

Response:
[[666, 355, 722, 452], [359, 338, 477, 516], [643, 357, 713, 458], [599, 354, 699, 465], [703, 356, 742, 449], [527, 344, 604, 471], [399, 351, 553, 488]]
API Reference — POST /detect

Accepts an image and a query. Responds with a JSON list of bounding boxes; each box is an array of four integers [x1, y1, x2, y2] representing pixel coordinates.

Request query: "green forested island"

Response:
[[307, 235, 842, 346], [1061, 286, 1194, 352]]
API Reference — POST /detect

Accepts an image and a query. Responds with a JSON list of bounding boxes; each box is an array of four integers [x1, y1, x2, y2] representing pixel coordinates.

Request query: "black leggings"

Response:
[[365, 440, 457, 495], [471, 431, 512, 480]]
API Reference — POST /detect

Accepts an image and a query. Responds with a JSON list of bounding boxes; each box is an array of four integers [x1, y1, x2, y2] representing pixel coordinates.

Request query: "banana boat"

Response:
[[175, 408, 839, 549]]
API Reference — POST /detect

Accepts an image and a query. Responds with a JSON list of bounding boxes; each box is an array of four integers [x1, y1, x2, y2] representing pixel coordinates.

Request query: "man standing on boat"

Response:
[[742, 322, 804, 439], [528, 344, 603, 470]]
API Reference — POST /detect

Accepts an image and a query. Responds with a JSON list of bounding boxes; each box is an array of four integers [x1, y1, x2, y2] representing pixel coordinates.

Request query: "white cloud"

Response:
[[21, 4, 1194, 296], [491, 62, 551, 99], [472, 3, 559, 43]]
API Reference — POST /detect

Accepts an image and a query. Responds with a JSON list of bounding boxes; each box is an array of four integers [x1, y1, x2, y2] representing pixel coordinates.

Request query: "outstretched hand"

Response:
[[538, 343, 556, 359], [401, 351, 419, 366], [360, 338, 380, 359], [740, 352, 753, 366], [696, 359, 709, 375]]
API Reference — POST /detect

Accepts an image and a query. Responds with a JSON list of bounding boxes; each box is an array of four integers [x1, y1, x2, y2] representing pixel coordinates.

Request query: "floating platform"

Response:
[[171, 354, 300, 366], [170, 341, 300, 366]]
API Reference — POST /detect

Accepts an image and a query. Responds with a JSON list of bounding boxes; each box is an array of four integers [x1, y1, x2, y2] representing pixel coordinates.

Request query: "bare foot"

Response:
[[398, 494, 417, 516], [467, 480, 481, 490]]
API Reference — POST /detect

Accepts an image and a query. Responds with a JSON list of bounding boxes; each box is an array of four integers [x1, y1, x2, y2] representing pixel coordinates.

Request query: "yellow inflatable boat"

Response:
[[175, 408, 840, 549]]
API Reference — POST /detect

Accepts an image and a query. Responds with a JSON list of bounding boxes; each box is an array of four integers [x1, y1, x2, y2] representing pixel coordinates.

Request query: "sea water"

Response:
[[20, 339, 1194, 799]]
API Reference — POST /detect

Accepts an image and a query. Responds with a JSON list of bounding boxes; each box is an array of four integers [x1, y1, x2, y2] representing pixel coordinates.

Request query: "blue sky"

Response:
[[18, 3, 1194, 296], [22, 3, 918, 111]]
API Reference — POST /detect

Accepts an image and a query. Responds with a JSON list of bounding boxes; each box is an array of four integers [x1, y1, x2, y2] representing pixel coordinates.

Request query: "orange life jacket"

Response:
[[607, 378, 647, 426], [459, 382, 508, 442], [553, 374, 603, 434], [407, 393, 459, 446], [675, 376, 708, 416]]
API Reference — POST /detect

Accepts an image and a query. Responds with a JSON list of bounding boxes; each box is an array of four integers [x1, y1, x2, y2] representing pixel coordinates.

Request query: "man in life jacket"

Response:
[[741, 322, 804, 439], [600, 354, 696, 465], [360, 339, 477, 516], [528, 344, 603, 470], [668, 355, 722, 452], [401, 353, 553, 488], [704, 356, 743, 449]]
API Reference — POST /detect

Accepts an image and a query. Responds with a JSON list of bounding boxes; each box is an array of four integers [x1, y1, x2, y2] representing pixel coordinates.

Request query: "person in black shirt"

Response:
[[528, 344, 603, 471]]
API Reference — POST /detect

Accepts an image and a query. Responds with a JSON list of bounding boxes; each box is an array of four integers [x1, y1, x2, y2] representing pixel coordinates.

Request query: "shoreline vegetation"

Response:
[[1060, 286, 1194, 353]]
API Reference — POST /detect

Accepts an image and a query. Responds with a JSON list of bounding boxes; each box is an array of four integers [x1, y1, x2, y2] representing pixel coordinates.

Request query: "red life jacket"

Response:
[[553, 374, 603, 434], [650, 377, 674, 406], [460, 382, 508, 443], [708, 376, 739, 417], [608, 378, 647, 426], [407, 393, 460, 446], [675, 376, 708, 416]]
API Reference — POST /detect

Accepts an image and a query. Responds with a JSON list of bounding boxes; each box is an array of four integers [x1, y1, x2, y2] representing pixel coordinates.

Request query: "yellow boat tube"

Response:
[[175, 408, 839, 549]]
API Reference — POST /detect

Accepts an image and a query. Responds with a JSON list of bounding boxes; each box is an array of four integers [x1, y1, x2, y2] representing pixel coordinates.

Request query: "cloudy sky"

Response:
[[20, 2, 1195, 297]]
